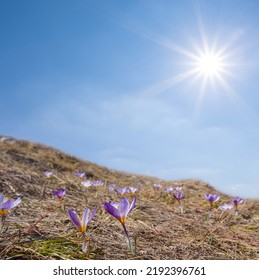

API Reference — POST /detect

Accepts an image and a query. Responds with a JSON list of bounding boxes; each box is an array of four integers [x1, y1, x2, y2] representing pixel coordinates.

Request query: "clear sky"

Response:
[[1, 0, 259, 198]]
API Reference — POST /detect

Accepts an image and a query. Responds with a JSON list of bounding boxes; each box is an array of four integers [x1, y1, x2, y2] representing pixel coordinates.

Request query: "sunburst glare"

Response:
[[195, 52, 224, 77]]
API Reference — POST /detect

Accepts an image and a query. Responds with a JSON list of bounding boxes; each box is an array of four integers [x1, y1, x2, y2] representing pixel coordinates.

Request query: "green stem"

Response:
[[122, 223, 133, 254]]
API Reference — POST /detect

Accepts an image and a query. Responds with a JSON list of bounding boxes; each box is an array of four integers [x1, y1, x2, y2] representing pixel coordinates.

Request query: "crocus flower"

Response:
[[115, 187, 129, 197], [173, 191, 184, 204], [52, 188, 67, 200], [90, 180, 104, 187], [108, 183, 116, 191], [218, 203, 234, 211], [174, 186, 182, 191], [0, 194, 21, 221], [205, 193, 220, 210], [165, 187, 174, 193], [153, 183, 162, 189], [104, 197, 136, 236], [43, 171, 53, 178], [232, 197, 244, 210], [67, 207, 97, 236], [81, 180, 92, 188], [127, 187, 138, 196], [67, 207, 97, 253], [74, 171, 86, 179]]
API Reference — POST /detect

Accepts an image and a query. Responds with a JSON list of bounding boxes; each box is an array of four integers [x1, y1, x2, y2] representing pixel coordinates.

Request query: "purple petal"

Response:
[[219, 203, 233, 211], [82, 208, 90, 228], [205, 193, 220, 203], [12, 197, 21, 208], [104, 202, 120, 220], [0, 200, 13, 210], [52, 188, 66, 198], [129, 196, 136, 213], [118, 197, 130, 217], [89, 207, 97, 223], [44, 171, 53, 177], [67, 209, 81, 229], [174, 192, 184, 200], [232, 197, 244, 204], [0, 194, 5, 204], [0, 197, 21, 210]]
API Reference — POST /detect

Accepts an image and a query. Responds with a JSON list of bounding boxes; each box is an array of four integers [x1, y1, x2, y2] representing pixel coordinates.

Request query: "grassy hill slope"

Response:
[[0, 136, 258, 259]]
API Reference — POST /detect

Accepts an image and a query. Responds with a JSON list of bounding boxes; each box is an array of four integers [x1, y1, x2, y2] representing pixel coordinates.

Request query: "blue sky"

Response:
[[1, 0, 259, 198]]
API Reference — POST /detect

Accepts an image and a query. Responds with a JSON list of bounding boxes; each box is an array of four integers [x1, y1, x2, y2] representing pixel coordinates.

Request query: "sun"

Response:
[[195, 51, 224, 77]]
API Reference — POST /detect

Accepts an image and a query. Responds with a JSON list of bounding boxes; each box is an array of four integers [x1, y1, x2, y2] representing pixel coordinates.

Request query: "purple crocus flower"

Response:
[[52, 188, 67, 200], [205, 193, 220, 210], [127, 187, 138, 196], [67, 207, 97, 236], [104, 197, 136, 238], [74, 171, 86, 179], [174, 186, 182, 191], [115, 187, 129, 197], [165, 187, 175, 193], [205, 193, 220, 203], [173, 191, 184, 204], [218, 203, 234, 211], [90, 180, 104, 187], [108, 183, 116, 191], [43, 171, 53, 178], [0, 194, 21, 221], [67, 207, 97, 253], [153, 183, 162, 189], [232, 197, 244, 210]]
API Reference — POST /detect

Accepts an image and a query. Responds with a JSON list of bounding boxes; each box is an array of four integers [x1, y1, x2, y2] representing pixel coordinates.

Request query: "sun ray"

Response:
[[139, 68, 198, 98]]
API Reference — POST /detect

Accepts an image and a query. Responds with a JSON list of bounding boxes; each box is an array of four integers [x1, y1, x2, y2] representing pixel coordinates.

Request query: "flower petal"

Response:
[[104, 202, 120, 220], [12, 197, 21, 208], [0, 200, 13, 210], [129, 196, 136, 214], [67, 209, 81, 230], [0, 194, 5, 204], [118, 197, 130, 218], [89, 207, 97, 223], [82, 208, 90, 228]]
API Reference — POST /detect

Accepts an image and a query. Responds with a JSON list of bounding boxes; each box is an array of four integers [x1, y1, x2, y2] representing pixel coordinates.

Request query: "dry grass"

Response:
[[0, 136, 258, 260]]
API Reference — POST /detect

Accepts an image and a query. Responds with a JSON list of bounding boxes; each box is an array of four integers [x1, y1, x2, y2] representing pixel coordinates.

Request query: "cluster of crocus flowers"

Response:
[[90, 180, 104, 187], [165, 187, 175, 193], [67, 207, 97, 252], [81, 180, 104, 188], [165, 186, 182, 193], [104, 196, 136, 253], [0, 194, 21, 222], [115, 187, 129, 197], [115, 187, 138, 197]]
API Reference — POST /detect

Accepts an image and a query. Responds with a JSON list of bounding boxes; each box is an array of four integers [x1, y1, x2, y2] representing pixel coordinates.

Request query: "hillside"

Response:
[[0, 135, 258, 260]]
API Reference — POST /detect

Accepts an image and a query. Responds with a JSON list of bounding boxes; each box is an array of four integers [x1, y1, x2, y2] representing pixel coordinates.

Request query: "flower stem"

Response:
[[122, 223, 134, 254]]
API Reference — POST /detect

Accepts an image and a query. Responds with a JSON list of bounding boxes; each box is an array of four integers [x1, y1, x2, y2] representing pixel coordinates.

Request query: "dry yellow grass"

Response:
[[0, 136, 258, 259]]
